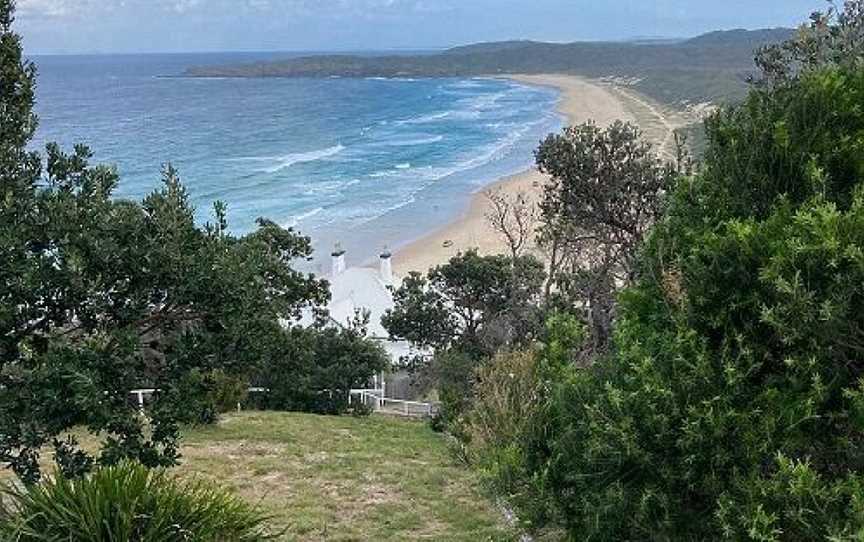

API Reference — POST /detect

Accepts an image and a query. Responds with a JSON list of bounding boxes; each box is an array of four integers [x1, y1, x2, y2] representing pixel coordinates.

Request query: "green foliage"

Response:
[[514, 64, 864, 542], [0, 0, 329, 484], [0, 462, 274, 541], [463, 5, 864, 538], [428, 349, 478, 432], [461, 317, 584, 531], [383, 250, 545, 428], [536, 121, 678, 356], [464, 350, 541, 478], [383, 249, 546, 358], [259, 312, 389, 415], [208, 369, 251, 414], [756, 0, 864, 87]]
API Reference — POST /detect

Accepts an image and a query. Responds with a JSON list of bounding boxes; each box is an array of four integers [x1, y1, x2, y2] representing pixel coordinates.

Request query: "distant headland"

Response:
[[184, 28, 794, 105]]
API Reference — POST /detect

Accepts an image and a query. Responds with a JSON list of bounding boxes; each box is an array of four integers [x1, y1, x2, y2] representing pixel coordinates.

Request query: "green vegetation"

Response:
[[5, 0, 864, 539], [0, 462, 274, 541], [185, 28, 793, 105], [536, 120, 679, 357], [0, 0, 385, 489], [382, 250, 546, 426], [448, 3, 864, 540], [257, 312, 389, 415]]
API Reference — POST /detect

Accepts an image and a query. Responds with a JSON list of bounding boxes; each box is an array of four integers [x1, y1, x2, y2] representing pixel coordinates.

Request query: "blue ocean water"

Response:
[[31, 53, 562, 271]]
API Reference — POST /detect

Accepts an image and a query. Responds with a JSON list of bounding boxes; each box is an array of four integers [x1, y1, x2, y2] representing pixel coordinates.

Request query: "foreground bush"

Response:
[[463, 351, 543, 514], [461, 315, 584, 530], [470, 6, 864, 538], [0, 462, 274, 541], [517, 64, 864, 542]]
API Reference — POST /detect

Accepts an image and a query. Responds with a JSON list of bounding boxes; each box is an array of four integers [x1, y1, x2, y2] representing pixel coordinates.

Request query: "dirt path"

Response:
[[605, 84, 692, 159]]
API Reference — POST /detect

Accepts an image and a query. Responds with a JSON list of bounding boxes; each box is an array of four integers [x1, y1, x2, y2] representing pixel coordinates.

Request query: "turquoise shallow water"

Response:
[[31, 53, 562, 271]]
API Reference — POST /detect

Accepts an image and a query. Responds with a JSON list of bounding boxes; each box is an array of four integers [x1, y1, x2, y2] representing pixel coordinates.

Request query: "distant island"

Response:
[[185, 28, 794, 105]]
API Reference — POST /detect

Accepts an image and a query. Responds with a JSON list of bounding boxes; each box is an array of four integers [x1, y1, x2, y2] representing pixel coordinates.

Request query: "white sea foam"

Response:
[[395, 163, 411, 170], [460, 92, 507, 111], [396, 111, 451, 125], [369, 170, 400, 179], [298, 179, 351, 196], [448, 79, 485, 90], [284, 206, 324, 228], [374, 135, 444, 147], [226, 144, 345, 174]]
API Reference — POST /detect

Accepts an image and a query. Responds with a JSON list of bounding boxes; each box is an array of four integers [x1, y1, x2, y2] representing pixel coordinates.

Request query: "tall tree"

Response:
[[383, 250, 546, 359], [0, 0, 329, 484], [535, 121, 676, 355], [484, 188, 537, 260], [382, 250, 546, 425]]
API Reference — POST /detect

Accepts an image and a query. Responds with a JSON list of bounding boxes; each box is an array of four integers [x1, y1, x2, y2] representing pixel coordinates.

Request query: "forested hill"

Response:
[[184, 28, 794, 105]]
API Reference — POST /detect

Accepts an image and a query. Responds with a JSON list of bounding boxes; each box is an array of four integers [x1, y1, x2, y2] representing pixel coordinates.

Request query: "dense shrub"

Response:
[[464, 351, 541, 491], [461, 314, 583, 528], [165, 369, 250, 426], [258, 314, 389, 415], [0, 462, 274, 541], [516, 64, 864, 541]]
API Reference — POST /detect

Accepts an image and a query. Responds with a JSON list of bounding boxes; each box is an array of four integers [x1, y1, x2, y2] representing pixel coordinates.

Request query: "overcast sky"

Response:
[[17, 0, 821, 54]]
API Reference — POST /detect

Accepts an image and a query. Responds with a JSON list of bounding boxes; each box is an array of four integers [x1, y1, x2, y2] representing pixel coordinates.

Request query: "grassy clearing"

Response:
[[178, 411, 518, 540], [0, 412, 516, 540]]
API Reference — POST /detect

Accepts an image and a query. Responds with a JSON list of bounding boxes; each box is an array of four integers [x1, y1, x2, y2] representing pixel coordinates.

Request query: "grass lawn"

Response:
[[0, 411, 519, 540], [173, 411, 518, 541]]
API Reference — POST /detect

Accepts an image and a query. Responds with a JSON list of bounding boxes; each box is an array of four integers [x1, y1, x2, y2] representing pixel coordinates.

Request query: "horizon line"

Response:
[[23, 26, 789, 57]]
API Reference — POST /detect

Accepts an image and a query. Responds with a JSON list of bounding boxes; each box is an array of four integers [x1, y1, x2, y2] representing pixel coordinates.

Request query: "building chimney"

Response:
[[380, 246, 393, 286], [331, 243, 346, 277]]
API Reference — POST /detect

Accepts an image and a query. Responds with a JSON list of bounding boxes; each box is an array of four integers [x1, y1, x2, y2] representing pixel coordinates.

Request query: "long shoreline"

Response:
[[391, 74, 646, 276]]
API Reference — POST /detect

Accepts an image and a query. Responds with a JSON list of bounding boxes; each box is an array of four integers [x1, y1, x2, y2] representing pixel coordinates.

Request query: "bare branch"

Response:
[[484, 188, 538, 260]]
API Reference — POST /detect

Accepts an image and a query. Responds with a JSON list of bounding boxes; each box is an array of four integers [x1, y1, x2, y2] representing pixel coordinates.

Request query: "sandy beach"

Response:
[[392, 74, 685, 276]]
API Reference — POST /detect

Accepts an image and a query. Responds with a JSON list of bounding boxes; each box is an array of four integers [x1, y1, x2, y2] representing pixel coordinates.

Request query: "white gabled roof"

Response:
[[326, 266, 400, 339]]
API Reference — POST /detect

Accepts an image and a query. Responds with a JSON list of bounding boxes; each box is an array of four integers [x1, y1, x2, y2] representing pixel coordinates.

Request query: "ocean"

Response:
[[31, 53, 562, 273]]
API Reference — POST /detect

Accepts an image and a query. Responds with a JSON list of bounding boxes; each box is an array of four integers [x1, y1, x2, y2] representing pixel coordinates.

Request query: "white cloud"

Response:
[[15, 0, 450, 19]]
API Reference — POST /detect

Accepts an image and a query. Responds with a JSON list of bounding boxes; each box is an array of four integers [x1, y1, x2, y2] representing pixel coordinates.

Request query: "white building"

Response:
[[299, 246, 427, 402]]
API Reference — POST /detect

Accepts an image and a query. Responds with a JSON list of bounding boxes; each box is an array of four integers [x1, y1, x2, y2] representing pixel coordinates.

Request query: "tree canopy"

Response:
[[383, 250, 546, 359], [0, 0, 330, 484]]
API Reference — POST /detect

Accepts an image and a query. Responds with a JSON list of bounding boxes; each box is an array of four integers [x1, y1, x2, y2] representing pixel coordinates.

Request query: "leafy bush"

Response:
[[259, 313, 389, 415], [165, 369, 250, 426], [0, 462, 274, 541], [429, 349, 481, 432], [516, 64, 864, 542], [463, 315, 584, 528], [383, 250, 547, 429], [472, 6, 864, 538], [208, 369, 251, 414], [464, 351, 541, 498]]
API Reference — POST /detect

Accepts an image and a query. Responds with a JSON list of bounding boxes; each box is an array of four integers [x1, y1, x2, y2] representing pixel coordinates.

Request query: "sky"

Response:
[[16, 0, 822, 54]]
